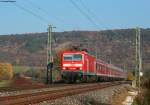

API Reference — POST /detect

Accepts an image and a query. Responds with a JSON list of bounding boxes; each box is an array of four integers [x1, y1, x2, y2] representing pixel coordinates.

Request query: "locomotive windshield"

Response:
[[64, 54, 82, 61]]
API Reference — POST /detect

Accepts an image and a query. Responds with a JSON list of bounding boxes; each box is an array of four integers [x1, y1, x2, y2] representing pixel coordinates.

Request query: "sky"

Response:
[[0, 0, 150, 35]]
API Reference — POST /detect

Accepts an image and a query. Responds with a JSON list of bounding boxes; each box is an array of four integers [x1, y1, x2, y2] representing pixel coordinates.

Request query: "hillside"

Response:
[[0, 28, 150, 71]]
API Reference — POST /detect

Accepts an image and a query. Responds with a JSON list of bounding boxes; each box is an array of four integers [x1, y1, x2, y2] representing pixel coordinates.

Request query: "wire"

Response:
[[24, 0, 72, 32], [12, 2, 49, 25], [78, 0, 122, 37], [25, 0, 63, 23], [69, 0, 99, 29], [78, 0, 101, 26], [78, 0, 108, 29], [19, 0, 62, 41]]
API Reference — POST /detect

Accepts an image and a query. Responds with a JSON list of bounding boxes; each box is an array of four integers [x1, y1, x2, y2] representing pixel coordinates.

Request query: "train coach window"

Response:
[[100, 66, 102, 70], [101, 66, 104, 70], [73, 54, 82, 60]]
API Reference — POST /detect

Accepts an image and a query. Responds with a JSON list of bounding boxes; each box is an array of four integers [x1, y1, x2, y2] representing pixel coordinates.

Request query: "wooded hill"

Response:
[[0, 28, 149, 71]]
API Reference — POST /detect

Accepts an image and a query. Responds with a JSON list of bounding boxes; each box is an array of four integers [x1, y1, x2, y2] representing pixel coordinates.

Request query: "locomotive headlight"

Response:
[[63, 64, 71, 66], [74, 64, 82, 66]]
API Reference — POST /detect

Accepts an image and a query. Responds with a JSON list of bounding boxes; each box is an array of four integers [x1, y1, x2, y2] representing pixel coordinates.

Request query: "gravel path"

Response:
[[35, 84, 133, 105]]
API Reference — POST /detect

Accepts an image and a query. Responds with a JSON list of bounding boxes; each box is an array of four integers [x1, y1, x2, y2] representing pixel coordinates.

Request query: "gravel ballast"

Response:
[[35, 84, 133, 105]]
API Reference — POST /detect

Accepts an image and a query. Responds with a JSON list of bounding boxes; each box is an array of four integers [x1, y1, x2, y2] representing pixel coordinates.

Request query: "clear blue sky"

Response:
[[0, 0, 150, 35]]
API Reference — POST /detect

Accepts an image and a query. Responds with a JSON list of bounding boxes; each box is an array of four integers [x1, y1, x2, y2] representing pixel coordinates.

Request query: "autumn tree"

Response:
[[0, 63, 13, 80]]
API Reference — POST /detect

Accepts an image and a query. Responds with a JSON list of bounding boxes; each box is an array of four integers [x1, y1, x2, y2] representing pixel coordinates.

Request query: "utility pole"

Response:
[[135, 27, 142, 91], [46, 25, 55, 84]]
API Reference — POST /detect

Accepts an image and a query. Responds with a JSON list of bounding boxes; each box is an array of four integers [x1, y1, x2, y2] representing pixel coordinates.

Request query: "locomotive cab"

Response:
[[61, 51, 84, 83], [63, 53, 83, 70]]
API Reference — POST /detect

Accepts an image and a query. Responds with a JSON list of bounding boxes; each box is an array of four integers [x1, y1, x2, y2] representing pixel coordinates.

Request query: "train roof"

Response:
[[62, 50, 86, 54], [96, 59, 125, 72], [63, 50, 95, 57], [107, 64, 124, 72]]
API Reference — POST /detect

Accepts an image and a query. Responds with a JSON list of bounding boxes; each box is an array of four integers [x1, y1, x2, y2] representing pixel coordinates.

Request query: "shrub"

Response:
[[0, 63, 13, 80]]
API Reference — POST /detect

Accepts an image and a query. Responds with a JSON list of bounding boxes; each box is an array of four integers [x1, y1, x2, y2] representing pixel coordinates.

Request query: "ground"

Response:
[[36, 84, 134, 105]]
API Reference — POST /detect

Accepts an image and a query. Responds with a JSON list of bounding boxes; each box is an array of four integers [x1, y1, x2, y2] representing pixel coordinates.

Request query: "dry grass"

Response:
[[111, 87, 130, 105], [0, 77, 47, 92]]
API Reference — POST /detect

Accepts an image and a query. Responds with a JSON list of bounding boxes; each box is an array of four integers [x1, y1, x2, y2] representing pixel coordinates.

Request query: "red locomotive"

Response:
[[61, 51, 127, 83]]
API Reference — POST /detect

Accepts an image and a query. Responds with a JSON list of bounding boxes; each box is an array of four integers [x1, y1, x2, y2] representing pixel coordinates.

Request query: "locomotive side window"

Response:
[[73, 54, 82, 60]]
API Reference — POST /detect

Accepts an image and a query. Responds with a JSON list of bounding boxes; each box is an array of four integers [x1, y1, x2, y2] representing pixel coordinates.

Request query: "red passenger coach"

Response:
[[61, 51, 126, 83]]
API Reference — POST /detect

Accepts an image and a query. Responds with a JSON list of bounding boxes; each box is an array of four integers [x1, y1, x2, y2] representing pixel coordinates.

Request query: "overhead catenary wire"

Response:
[[70, 0, 124, 38], [77, 0, 122, 37], [77, 0, 102, 28], [12, 2, 49, 25], [22, 0, 62, 42], [11, 1, 65, 45], [69, 0, 100, 29], [25, 0, 64, 24], [23, 0, 73, 32]]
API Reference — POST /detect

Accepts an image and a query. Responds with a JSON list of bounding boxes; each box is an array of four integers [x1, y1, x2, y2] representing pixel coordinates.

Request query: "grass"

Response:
[[12, 65, 62, 83], [0, 80, 10, 87], [13, 65, 32, 74], [132, 78, 150, 105]]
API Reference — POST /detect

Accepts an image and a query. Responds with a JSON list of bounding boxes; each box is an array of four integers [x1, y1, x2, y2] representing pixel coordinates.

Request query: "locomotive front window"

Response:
[[73, 54, 82, 60], [64, 54, 82, 61], [64, 54, 73, 60]]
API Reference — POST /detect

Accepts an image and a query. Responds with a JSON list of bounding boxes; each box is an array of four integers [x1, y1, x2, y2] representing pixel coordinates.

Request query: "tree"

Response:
[[0, 63, 13, 80]]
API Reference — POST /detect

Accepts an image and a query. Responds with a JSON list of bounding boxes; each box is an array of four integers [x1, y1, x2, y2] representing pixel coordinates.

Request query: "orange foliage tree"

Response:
[[0, 63, 13, 80]]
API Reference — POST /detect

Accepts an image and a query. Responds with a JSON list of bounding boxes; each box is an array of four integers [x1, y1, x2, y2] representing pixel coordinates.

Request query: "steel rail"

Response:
[[0, 82, 125, 105]]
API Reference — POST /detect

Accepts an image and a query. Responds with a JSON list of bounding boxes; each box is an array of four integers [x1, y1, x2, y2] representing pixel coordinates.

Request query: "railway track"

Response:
[[0, 82, 125, 105]]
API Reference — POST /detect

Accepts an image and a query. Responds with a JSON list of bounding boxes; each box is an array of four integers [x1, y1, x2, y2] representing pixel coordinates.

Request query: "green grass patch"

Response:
[[0, 80, 10, 87], [13, 65, 32, 74]]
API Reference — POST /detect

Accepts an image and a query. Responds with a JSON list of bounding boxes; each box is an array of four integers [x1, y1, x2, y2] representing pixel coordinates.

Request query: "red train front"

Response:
[[61, 51, 91, 83], [61, 51, 126, 83]]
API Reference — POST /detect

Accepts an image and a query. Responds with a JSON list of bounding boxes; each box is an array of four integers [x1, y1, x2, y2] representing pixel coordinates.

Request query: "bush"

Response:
[[133, 74, 150, 105], [0, 63, 13, 80]]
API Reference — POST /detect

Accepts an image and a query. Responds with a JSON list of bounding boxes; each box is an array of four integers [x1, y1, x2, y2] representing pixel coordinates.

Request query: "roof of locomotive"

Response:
[[62, 50, 86, 54], [62, 50, 95, 57]]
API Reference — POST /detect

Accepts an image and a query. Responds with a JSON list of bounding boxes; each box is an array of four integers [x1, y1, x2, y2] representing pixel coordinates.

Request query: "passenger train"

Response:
[[61, 51, 127, 83]]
